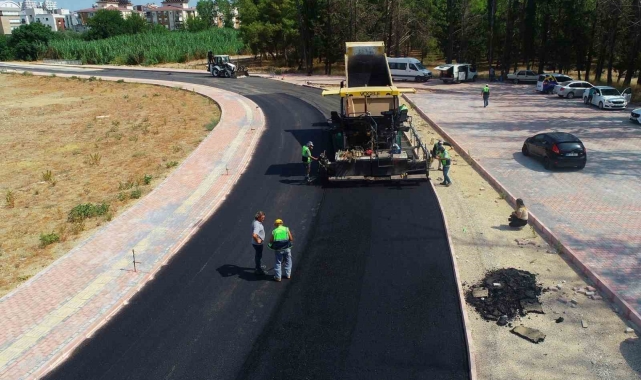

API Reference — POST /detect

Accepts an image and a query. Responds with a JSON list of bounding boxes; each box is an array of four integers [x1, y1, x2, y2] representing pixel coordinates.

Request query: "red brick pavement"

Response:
[[404, 82, 641, 328], [0, 71, 265, 379]]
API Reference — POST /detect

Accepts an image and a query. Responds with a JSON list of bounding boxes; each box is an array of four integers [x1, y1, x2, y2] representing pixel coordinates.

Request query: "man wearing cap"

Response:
[[269, 219, 294, 282], [302, 141, 318, 183], [251, 211, 267, 275], [431, 140, 443, 170]]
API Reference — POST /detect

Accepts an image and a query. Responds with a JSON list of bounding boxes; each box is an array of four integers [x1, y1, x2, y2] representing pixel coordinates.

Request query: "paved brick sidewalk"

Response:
[[406, 82, 641, 325], [0, 72, 265, 379]]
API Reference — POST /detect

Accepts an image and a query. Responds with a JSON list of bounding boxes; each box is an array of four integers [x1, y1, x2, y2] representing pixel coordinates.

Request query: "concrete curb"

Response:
[[0, 70, 266, 379], [403, 94, 641, 330], [429, 181, 478, 380]]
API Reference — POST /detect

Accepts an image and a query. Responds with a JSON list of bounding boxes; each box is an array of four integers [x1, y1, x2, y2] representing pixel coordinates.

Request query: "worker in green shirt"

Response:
[[302, 141, 318, 183], [482, 84, 490, 107], [438, 146, 452, 186]]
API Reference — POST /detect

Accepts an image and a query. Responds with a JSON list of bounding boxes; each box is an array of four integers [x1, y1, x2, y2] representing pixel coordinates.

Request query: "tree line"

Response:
[[237, 0, 641, 85]]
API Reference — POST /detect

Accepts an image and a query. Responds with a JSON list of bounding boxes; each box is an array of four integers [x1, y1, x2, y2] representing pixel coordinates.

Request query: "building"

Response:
[[77, 0, 139, 25], [20, 6, 67, 31], [0, 0, 21, 34], [144, 0, 195, 31]]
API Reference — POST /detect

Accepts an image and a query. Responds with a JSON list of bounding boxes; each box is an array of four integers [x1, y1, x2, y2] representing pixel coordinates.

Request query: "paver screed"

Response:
[[406, 83, 641, 326], [0, 73, 265, 380]]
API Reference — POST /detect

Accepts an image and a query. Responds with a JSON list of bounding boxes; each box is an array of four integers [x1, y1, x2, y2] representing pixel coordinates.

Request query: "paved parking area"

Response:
[[407, 81, 641, 320]]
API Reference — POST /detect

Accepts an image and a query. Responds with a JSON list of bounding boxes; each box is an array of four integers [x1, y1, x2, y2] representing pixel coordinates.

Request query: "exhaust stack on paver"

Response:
[[319, 42, 430, 183]]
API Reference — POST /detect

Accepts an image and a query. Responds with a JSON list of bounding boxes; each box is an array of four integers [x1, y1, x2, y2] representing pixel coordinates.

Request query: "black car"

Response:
[[522, 132, 586, 170]]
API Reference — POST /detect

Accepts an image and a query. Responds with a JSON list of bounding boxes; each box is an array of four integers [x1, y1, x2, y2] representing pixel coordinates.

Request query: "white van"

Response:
[[434, 63, 478, 83], [387, 57, 432, 82]]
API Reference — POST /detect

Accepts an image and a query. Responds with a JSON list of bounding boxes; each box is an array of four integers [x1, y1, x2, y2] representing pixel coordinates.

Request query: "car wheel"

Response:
[[543, 157, 553, 170], [522, 144, 530, 157], [514, 79, 519, 84], [583, 97, 588, 104], [577, 161, 586, 170], [567, 92, 575, 99], [211, 69, 219, 77], [472, 75, 477, 82], [599, 101, 604, 110]]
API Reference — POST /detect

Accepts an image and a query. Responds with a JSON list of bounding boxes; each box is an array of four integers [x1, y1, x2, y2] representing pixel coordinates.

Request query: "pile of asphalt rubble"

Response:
[[466, 268, 543, 327]]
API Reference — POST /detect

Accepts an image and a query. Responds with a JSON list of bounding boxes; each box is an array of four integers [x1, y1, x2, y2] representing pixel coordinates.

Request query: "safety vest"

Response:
[[440, 150, 451, 166], [399, 104, 408, 112], [302, 146, 311, 163], [271, 226, 291, 250], [483, 86, 490, 93]]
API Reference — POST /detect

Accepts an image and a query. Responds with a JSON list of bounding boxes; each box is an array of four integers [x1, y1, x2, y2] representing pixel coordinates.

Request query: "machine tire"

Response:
[[599, 101, 604, 110], [522, 144, 530, 156], [211, 69, 219, 77], [567, 92, 575, 99], [223, 70, 231, 78]]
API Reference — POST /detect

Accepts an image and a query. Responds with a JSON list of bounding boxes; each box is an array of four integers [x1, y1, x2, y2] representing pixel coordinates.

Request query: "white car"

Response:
[[582, 86, 631, 110], [631, 108, 641, 124], [536, 73, 573, 93], [554, 81, 593, 98], [507, 70, 538, 84]]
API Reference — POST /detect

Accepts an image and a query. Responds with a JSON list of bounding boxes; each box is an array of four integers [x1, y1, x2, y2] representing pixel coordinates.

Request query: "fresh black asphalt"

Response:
[[0, 65, 469, 379]]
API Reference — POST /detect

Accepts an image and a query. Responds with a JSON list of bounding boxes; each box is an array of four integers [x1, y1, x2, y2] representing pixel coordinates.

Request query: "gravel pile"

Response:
[[466, 268, 543, 324]]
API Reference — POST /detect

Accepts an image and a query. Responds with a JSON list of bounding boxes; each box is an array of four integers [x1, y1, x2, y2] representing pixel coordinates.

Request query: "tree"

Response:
[[197, 0, 216, 28], [0, 34, 12, 61], [216, 0, 236, 28], [123, 12, 149, 35], [8, 23, 54, 61], [85, 9, 126, 40], [185, 14, 209, 32]]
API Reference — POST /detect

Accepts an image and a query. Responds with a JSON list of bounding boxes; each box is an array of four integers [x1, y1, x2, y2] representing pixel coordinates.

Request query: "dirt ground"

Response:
[[0, 73, 220, 297], [405, 101, 641, 380]]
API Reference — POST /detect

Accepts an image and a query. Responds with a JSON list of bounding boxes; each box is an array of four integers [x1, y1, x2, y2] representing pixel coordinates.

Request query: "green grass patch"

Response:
[[67, 203, 110, 222], [39, 232, 60, 247]]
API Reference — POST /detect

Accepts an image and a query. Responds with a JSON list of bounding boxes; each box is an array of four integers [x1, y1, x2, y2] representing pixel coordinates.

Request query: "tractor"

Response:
[[207, 54, 248, 78]]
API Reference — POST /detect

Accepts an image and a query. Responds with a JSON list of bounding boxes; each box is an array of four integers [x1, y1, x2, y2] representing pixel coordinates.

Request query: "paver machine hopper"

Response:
[[319, 42, 431, 182]]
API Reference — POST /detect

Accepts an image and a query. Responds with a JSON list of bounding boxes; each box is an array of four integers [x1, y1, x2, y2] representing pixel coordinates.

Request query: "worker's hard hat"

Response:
[[307, 141, 314, 147], [274, 219, 284, 225]]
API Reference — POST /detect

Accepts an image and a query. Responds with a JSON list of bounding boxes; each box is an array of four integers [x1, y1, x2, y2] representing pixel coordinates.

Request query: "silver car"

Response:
[[554, 80, 593, 99]]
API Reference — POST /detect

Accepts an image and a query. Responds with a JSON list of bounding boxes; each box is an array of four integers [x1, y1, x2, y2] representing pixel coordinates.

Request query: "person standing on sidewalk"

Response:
[[482, 84, 490, 107], [252, 211, 267, 275], [269, 219, 294, 282], [431, 140, 443, 171], [438, 146, 452, 186], [302, 141, 318, 183]]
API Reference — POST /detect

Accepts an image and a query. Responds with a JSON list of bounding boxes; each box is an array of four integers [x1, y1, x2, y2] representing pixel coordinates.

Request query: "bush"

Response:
[[130, 188, 142, 199], [68, 203, 110, 222], [47, 29, 244, 65], [0, 34, 13, 61], [9, 23, 55, 61], [39, 232, 60, 247]]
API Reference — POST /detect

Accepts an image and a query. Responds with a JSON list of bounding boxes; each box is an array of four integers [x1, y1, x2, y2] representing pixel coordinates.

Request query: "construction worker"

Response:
[[482, 84, 490, 107], [302, 141, 318, 183], [251, 211, 267, 275], [438, 145, 452, 186], [431, 140, 443, 170], [269, 219, 294, 282]]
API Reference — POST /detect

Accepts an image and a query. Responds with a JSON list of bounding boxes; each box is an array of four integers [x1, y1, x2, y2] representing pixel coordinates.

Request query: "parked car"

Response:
[[536, 73, 573, 92], [630, 108, 641, 124], [507, 70, 538, 84], [388, 57, 432, 82], [522, 132, 587, 170], [433, 63, 477, 83], [554, 81, 594, 98], [583, 86, 631, 109]]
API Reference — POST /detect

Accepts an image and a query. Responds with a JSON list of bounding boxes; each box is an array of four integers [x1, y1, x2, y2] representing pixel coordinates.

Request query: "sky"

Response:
[[54, 0, 198, 11]]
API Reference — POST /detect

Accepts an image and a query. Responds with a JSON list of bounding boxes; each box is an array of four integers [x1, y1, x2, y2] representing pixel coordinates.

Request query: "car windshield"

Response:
[[415, 62, 426, 70], [601, 88, 620, 96]]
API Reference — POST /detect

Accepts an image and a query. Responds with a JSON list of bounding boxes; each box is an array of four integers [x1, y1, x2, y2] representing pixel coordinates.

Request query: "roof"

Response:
[[545, 132, 581, 142], [322, 86, 416, 97], [147, 5, 195, 11], [76, 7, 138, 12]]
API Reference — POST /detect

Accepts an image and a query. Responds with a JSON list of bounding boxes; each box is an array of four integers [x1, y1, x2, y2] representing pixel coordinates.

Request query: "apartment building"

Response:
[[0, 1, 21, 34], [144, 0, 195, 31]]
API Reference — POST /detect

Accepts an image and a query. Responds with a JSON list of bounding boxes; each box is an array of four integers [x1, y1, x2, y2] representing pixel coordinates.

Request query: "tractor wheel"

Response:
[[223, 70, 231, 78], [211, 69, 219, 77]]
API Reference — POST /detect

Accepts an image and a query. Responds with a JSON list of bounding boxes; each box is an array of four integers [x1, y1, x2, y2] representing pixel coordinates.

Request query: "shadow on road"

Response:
[[491, 224, 525, 231], [216, 264, 273, 282]]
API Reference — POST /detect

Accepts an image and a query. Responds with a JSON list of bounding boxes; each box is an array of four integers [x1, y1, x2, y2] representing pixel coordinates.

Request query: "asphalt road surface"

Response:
[[0, 64, 469, 380]]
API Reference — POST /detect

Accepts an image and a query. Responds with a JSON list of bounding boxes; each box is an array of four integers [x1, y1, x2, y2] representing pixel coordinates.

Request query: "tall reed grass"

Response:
[[46, 29, 244, 65]]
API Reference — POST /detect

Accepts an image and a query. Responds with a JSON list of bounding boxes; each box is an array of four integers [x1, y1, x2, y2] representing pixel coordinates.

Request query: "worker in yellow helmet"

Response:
[[269, 219, 294, 282]]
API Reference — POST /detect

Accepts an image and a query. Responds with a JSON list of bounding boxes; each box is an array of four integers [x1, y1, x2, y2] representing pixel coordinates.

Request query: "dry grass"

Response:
[[0, 73, 221, 296]]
